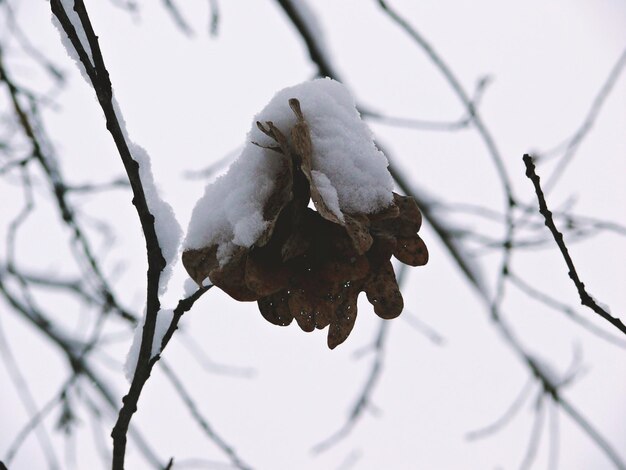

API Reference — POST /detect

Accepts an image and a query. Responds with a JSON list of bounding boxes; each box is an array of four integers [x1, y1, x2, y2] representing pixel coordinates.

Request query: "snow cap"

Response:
[[184, 78, 394, 265]]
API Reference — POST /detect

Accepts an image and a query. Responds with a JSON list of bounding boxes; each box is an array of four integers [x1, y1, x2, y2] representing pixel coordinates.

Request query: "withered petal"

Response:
[[365, 260, 404, 319], [258, 294, 294, 326]]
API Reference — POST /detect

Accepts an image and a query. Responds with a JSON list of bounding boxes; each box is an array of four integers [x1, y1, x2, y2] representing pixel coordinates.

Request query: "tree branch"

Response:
[[523, 154, 625, 336]]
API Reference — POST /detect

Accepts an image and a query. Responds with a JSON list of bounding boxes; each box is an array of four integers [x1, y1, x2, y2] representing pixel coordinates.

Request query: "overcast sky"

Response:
[[1, 1, 625, 469]]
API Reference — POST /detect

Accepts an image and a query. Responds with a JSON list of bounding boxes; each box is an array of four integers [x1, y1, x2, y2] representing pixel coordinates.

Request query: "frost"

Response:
[[124, 309, 174, 381], [184, 78, 393, 266]]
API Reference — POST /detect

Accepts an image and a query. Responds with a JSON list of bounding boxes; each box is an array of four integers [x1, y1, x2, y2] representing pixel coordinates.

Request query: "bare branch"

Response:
[[523, 154, 625, 336]]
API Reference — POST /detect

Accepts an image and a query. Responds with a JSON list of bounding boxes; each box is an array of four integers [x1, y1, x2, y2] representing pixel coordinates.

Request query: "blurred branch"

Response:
[[161, 0, 193, 36], [208, 0, 219, 37], [1, 0, 65, 82], [159, 361, 252, 470], [374, 0, 514, 206], [178, 331, 256, 378], [0, 274, 165, 468], [4, 376, 75, 465], [509, 271, 626, 349], [0, 316, 61, 470], [466, 379, 534, 441], [539, 46, 626, 192], [0, 48, 135, 324], [523, 154, 625, 336], [519, 397, 546, 470], [362, 75, 492, 132], [313, 320, 389, 454], [63, 177, 130, 193], [401, 311, 445, 346]]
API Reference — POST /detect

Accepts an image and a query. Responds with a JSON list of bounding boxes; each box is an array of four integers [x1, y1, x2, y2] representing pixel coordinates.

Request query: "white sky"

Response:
[[1, 1, 625, 469]]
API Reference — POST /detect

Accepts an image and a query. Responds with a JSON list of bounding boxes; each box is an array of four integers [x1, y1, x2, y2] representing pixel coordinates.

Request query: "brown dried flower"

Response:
[[183, 98, 428, 348]]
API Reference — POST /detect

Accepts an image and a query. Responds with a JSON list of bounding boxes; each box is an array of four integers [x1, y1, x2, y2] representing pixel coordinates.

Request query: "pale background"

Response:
[[1, 1, 625, 469]]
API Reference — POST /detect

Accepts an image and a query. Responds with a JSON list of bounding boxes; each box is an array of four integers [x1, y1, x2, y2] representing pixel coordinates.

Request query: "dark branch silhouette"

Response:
[[523, 154, 625, 336]]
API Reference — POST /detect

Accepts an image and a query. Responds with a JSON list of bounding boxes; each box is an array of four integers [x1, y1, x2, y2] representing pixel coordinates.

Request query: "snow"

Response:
[[51, 0, 94, 81], [184, 78, 393, 266], [183, 277, 199, 297], [311, 170, 344, 222], [127, 141, 182, 294], [124, 308, 174, 381], [110, 98, 182, 295], [53, 4, 182, 296]]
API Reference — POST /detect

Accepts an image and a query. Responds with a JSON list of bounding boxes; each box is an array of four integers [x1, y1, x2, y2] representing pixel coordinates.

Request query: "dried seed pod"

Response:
[[182, 97, 428, 348]]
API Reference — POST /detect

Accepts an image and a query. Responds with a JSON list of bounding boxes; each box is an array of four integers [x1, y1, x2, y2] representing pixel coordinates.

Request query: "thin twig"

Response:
[[523, 154, 625, 336]]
